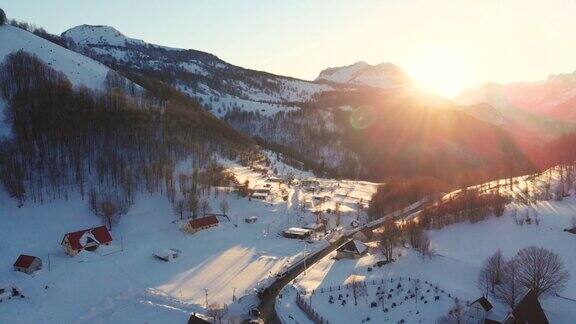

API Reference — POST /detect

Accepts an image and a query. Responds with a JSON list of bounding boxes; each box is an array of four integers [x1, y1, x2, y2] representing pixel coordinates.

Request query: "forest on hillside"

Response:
[[0, 51, 258, 227]]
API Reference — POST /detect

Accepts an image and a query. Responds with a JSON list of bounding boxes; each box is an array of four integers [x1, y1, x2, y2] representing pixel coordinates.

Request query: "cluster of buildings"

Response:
[[466, 290, 549, 324]]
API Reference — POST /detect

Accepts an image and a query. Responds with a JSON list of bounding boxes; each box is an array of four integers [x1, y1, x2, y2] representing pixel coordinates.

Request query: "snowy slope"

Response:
[[316, 61, 412, 89], [279, 169, 576, 323], [0, 25, 112, 90], [62, 25, 332, 117], [61, 24, 146, 47], [0, 153, 379, 323]]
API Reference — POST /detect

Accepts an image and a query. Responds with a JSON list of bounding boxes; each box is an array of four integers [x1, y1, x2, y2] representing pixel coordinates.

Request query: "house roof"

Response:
[[188, 313, 211, 324], [511, 289, 549, 324], [13, 254, 39, 268], [338, 240, 368, 255], [471, 296, 493, 312], [62, 226, 113, 250], [187, 215, 218, 229]]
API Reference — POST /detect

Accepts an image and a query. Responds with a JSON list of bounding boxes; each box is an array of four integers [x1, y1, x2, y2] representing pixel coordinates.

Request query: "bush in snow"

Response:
[[0, 8, 6, 26]]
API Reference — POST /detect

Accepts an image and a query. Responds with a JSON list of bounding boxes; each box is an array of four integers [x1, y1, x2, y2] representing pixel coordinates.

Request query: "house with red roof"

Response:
[[61, 225, 113, 256], [182, 215, 219, 234], [13, 254, 42, 275]]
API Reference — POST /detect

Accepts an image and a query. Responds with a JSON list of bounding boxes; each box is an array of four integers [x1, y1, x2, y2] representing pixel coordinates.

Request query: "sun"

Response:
[[404, 44, 472, 98]]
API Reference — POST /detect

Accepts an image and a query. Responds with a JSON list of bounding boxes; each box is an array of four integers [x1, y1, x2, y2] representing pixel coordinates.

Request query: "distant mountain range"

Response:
[[316, 61, 412, 89], [2, 21, 574, 184]]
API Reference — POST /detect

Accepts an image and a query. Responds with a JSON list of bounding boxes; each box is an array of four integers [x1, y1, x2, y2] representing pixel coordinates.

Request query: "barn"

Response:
[[183, 215, 219, 234], [336, 240, 368, 259], [13, 255, 42, 275], [352, 228, 375, 242], [61, 226, 113, 256]]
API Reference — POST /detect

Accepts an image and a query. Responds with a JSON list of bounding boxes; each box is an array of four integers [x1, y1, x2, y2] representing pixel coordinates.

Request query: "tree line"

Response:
[[0, 51, 258, 228]]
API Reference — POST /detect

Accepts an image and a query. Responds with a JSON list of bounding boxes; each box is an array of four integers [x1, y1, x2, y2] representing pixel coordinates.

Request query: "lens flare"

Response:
[[350, 106, 377, 130]]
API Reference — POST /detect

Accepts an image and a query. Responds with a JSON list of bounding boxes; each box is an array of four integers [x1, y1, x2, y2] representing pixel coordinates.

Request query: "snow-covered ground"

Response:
[[278, 169, 576, 323], [0, 155, 379, 323], [0, 26, 111, 91]]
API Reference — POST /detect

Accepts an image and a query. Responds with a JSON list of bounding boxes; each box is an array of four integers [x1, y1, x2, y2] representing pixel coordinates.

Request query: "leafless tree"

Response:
[[99, 199, 119, 230], [436, 298, 465, 324], [379, 221, 400, 262], [207, 302, 227, 323], [219, 197, 229, 215], [173, 198, 185, 220], [350, 279, 368, 306], [494, 258, 525, 309], [477, 250, 505, 295], [514, 246, 570, 298], [200, 198, 211, 216]]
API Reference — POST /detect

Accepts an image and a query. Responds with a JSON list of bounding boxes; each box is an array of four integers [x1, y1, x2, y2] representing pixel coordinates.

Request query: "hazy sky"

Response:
[[2, 0, 576, 97]]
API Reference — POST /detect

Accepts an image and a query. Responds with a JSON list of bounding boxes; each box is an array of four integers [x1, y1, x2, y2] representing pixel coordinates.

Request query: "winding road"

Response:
[[257, 203, 431, 323]]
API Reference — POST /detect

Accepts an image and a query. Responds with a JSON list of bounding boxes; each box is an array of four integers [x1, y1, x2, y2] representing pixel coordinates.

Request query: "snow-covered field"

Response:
[[277, 170, 576, 323], [0, 154, 379, 323]]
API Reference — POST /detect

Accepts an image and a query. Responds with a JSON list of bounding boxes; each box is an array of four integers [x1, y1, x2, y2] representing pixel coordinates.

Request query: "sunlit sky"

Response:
[[2, 0, 576, 97]]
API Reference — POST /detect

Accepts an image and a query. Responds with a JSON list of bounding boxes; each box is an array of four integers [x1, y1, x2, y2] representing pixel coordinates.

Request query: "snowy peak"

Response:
[[62, 25, 145, 47], [316, 61, 411, 89], [0, 25, 112, 90]]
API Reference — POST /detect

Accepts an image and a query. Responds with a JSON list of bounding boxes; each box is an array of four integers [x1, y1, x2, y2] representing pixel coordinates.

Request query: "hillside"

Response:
[[315, 61, 412, 89], [458, 74, 576, 135], [0, 25, 112, 90], [62, 25, 332, 118], [0, 150, 380, 323], [278, 167, 576, 323]]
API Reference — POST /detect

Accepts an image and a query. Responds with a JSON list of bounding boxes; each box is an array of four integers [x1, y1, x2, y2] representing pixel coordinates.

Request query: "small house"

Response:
[[282, 227, 313, 239], [505, 290, 549, 324], [61, 226, 113, 256], [352, 228, 375, 242], [251, 192, 268, 200], [183, 215, 219, 234], [154, 249, 181, 262], [303, 222, 325, 233], [336, 240, 368, 259], [245, 216, 258, 223], [267, 177, 283, 183], [465, 296, 493, 324], [13, 255, 42, 275], [188, 313, 211, 324], [468, 290, 549, 324]]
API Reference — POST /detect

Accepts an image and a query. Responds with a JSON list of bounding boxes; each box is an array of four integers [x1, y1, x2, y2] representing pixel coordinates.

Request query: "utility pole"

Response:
[[47, 253, 51, 272], [204, 288, 208, 308], [121, 235, 124, 252], [232, 287, 236, 302]]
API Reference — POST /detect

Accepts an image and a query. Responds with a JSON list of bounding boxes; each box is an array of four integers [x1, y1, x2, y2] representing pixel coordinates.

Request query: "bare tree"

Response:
[[200, 198, 211, 216], [219, 197, 229, 215], [207, 302, 227, 323], [0, 9, 6, 26], [477, 250, 505, 295], [494, 258, 525, 309], [436, 298, 465, 324], [514, 246, 570, 298], [99, 199, 119, 230], [173, 198, 185, 220], [379, 221, 399, 262], [187, 193, 199, 219], [350, 279, 368, 306]]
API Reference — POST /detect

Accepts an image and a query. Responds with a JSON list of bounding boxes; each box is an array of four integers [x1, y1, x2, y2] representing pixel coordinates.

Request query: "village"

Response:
[[0, 154, 381, 323]]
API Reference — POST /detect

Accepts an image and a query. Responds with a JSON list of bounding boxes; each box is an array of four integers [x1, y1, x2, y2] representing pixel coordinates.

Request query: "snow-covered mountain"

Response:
[[458, 71, 576, 121], [62, 25, 333, 117], [316, 61, 412, 89], [0, 25, 112, 91]]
